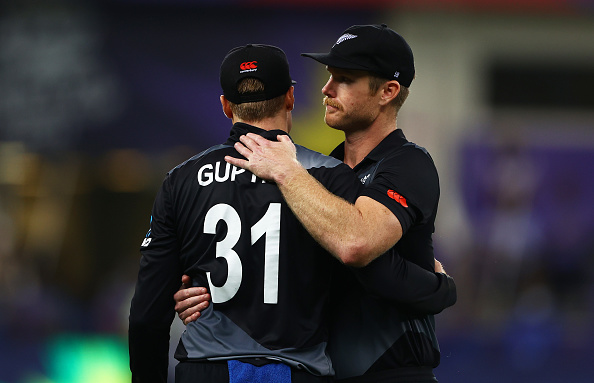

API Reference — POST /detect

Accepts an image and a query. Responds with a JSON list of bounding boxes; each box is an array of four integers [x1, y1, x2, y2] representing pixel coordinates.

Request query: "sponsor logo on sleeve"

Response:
[[387, 189, 408, 208], [141, 216, 153, 247]]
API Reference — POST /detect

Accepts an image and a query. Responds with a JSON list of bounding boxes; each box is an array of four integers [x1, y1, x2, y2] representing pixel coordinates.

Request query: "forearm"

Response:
[[225, 133, 398, 266], [277, 166, 382, 266], [353, 253, 457, 314]]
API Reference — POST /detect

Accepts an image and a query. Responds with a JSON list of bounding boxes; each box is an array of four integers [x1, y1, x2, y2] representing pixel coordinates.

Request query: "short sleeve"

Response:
[[360, 147, 439, 233]]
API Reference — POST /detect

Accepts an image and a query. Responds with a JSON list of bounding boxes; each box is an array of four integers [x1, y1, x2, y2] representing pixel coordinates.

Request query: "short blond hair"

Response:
[[229, 78, 285, 121], [368, 75, 410, 112]]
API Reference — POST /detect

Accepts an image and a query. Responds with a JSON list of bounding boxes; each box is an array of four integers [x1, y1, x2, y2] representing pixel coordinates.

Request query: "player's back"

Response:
[[170, 124, 361, 375]]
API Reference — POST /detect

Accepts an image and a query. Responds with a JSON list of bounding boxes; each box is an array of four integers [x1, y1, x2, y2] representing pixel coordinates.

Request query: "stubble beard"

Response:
[[323, 96, 374, 133]]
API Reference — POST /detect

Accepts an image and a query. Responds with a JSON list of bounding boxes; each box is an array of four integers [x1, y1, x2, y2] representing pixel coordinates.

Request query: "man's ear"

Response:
[[285, 86, 295, 111], [380, 80, 400, 105], [220, 95, 233, 119]]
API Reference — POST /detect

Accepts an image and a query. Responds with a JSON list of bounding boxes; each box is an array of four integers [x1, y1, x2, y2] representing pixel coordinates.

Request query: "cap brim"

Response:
[[301, 52, 369, 72]]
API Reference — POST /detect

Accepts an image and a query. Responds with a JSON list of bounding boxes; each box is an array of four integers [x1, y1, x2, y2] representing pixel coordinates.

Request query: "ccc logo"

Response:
[[387, 189, 408, 208], [240, 61, 258, 70]]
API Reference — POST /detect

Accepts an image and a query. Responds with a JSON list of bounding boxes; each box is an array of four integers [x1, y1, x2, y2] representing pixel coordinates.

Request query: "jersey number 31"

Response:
[[204, 203, 281, 305]]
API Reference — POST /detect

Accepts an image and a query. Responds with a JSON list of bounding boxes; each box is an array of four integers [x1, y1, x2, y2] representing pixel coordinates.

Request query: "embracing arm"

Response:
[[280, 169, 401, 267], [352, 255, 457, 314], [174, 260, 456, 322], [225, 133, 401, 267]]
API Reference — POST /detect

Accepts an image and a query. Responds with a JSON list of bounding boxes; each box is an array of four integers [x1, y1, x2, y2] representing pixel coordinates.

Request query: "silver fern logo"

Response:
[[333, 33, 357, 47]]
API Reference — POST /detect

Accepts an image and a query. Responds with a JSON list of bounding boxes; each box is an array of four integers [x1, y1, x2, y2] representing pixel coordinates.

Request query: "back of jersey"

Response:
[[150, 130, 360, 376]]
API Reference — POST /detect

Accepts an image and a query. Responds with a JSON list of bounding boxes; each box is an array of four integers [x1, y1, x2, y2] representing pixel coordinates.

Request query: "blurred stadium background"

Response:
[[1, 0, 593, 382]]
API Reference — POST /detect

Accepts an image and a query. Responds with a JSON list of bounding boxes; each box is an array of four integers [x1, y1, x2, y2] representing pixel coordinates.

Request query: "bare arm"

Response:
[[225, 133, 402, 267]]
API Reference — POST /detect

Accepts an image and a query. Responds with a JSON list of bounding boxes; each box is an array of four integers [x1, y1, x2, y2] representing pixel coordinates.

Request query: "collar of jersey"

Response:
[[330, 128, 407, 171], [228, 122, 291, 145]]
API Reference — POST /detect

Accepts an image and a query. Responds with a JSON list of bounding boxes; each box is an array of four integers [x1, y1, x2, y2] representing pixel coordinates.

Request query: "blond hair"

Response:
[[368, 75, 410, 112], [229, 78, 285, 121]]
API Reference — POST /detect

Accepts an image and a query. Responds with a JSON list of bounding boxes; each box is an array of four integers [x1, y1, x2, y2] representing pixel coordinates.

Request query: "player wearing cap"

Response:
[[128, 44, 363, 383], [224, 25, 452, 382]]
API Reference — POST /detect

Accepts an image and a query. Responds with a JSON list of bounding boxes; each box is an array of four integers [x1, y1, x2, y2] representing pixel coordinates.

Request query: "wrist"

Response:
[[276, 160, 306, 186]]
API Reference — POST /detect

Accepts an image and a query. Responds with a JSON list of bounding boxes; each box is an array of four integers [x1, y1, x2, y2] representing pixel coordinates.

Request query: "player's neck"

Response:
[[235, 113, 290, 134], [343, 115, 396, 168]]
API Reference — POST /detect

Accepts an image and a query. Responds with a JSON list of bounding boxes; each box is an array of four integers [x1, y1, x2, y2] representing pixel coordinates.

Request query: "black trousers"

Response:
[[335, 367, 437, 383], [175, 360, 334, 383]]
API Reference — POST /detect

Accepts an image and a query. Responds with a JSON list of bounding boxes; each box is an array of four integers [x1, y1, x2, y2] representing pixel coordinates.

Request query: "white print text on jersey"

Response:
[[197, 161, 265, 186]]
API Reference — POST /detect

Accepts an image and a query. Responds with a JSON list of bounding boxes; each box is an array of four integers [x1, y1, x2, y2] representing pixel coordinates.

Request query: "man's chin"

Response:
[[324, 117, 344, 131]]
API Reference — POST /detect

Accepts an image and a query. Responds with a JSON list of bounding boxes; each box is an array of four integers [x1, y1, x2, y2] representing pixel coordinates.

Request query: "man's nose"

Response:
[[322, 78, 334, 97]]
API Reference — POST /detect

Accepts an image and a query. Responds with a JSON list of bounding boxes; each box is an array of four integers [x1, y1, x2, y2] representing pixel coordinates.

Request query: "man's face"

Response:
[[321, 66, 380, 132]]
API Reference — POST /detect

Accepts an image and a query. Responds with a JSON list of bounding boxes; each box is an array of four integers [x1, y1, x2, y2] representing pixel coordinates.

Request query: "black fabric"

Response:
[[129, 122, 362, 380], [351, 251, 456, 314], [302, 24, 415, 86], [130, 124, 457, 381], [327, 129, 453, 380], [336, 367, 437, 383], [220, 44, 294, 104]]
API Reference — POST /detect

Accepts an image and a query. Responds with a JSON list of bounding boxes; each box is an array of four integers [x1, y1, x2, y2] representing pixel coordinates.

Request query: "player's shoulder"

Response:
[[295, 144, 345, 170], [295, 145, 361, 202], [168, 144, 233, 174], [392, 141, 437, 171], [400, 140, 432, 158]]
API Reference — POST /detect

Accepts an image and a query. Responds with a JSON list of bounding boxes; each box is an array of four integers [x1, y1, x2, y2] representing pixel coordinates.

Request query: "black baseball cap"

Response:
[[220, 44, 295, 104], [302, 24, 415, 87]]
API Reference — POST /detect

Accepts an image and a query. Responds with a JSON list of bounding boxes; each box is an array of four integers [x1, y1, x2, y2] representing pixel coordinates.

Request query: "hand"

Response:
[[225, 133, 300, 184], [434, 258, 446, 275], [174, 275, 211, 325]]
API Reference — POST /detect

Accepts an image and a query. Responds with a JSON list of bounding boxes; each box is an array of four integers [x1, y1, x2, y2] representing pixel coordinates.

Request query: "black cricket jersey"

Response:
[[128, 123, 362, 382], [327, 129, 455, 382]]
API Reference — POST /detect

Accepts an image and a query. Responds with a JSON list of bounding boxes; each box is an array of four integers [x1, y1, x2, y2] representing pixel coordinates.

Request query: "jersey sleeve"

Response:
[[350, 251, 457, 314], [361, 148, 439, 234], [353, 147, 453, 314], [129, 174, 182, 382], [322, 162, 364, 204]]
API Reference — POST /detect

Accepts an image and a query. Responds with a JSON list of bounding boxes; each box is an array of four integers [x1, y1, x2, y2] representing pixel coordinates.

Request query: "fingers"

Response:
[[233, 141, 253, 159], [225, 133, 295, 176], [225, 155, 248, 169], [179, 274, 192, 289], [174, 286, 208, 303], [224, 134, 268, 169], [178, 299, 210, 324], [174, 287, 211, 324], [178, 298, 210, 324], [224, 137, 254, 169], [434, 258, 446, 274], [236, 134, 260, 155], [244, 132, 269, 146], [183, 311, 203, 325]]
